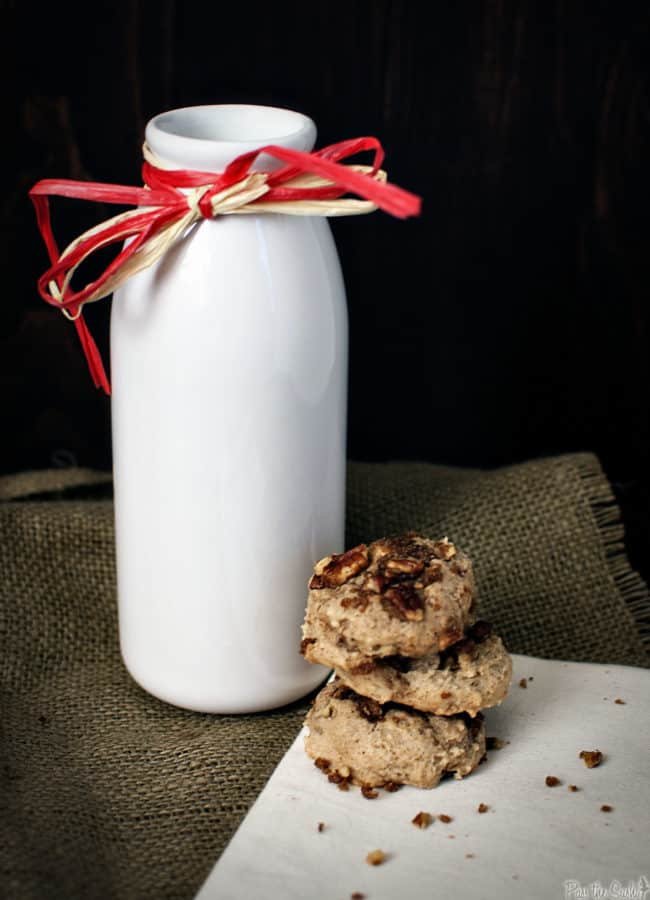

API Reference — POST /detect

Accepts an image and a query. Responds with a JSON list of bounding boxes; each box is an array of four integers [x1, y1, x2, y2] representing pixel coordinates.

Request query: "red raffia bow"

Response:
[[29, 136, 421, 395]]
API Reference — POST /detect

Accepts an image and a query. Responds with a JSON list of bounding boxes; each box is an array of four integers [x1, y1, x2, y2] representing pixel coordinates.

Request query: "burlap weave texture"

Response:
[[1, 452, 648, 900]]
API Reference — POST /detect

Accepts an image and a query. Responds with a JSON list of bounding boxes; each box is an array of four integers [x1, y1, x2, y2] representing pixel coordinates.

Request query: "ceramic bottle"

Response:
[[111, 105, 346, 712]]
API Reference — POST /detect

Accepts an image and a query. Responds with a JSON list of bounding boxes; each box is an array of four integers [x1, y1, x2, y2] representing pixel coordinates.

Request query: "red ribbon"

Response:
[[29, 136, 421, 395]]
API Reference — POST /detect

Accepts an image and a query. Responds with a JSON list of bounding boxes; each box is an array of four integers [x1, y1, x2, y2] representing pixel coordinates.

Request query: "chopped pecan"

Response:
[[600, 804, 613, 812], [356, 696, 385, 722], [314, 757, 331, 772], [383, 584, 425, 621], [309, 545, 370, 589], [363, 573, 387, 593], [438, 814, 453, 823], [579, 750, 603, 768], [328, 771, 346, 784], [477, 803, 489, 813], [383, 781, 402, 792], [412, 811, 433, 829], [432, 539, 456, 560], [300, 637, 316, 656], [382, 557, 425, 583], [361, 785, 379, 799], [545, 775, 560, 787]]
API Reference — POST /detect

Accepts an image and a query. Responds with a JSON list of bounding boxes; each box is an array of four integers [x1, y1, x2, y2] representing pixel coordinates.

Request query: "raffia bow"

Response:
[[29, 136, 421, 394]]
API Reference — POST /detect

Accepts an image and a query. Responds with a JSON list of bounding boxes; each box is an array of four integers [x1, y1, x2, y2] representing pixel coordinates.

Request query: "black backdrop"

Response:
[[2, 1, 649, 565]]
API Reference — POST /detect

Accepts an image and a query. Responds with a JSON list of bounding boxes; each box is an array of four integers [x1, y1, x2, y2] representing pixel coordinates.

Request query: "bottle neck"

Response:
[[145, 104, 317, 172]]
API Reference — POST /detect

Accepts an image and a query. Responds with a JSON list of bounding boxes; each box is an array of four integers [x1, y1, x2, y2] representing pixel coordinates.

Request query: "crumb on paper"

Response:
[[438, 814, 453, 823], [580, 750, 603, 768], [351, 893, 366, 900], [412, 811, 433, 829], [448, 834, 456, 839], [568, 785, 579, 792], [466, 853, 475, 859], [614, 698, 626, 705], [545, 775, 561, 787], [317, 822, 325, 832], [366, 849, 386, 866], [518, 678, 528, 689], [601, 804, 613, 813], [477, 803, 489, 813]]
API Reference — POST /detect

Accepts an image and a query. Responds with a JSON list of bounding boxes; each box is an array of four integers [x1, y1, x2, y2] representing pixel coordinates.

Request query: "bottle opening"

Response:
[[146, 104, 317, 170]]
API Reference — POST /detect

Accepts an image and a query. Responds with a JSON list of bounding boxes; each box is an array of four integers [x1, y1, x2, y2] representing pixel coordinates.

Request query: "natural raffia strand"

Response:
[[29, 136, 421, 394]]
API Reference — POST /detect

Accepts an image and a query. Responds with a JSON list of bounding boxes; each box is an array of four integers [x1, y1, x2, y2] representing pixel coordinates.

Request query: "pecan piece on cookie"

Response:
[[383, 557, 425, 581], [309, 544, 370, 589], [432, 538, 456, 560]]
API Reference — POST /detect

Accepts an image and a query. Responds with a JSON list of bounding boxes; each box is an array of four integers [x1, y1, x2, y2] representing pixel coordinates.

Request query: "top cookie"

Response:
[[301, 533, 476, 671]]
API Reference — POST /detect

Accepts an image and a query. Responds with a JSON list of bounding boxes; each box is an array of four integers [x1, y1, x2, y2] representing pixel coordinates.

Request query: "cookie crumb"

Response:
[[361, 786, 379, 800], [317, 822, 325, 832], [438, 814, 453, 823], [600, 804, 613, 813], [568, 785, 579, 792], [518, 678, 528, 689], [412, 811, 433, 829], [366, 849, 385, 866], [614, 698, 625, 705], [383, 781, 402, 793], [466, 853, 475, 858], [448, 834, 456, 839], [580, 750, 603, 768], [477, 803, 489, 813], [351, 893, 365, 900], [545, 776, 561, 787], [486, 737, 505, 750]]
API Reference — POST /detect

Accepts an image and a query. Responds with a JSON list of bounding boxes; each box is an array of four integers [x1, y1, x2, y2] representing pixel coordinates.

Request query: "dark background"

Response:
[[2, 1, 649, 570]]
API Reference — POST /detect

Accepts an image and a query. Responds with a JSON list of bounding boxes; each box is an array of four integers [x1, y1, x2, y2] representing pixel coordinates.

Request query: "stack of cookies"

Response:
[[300, 533, 512, 792]]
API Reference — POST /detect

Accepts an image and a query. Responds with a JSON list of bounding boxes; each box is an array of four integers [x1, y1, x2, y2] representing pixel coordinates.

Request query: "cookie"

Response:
[[304, 679, 486, 789], [334, 622, 512, 716], [301, 533, 476, 672]]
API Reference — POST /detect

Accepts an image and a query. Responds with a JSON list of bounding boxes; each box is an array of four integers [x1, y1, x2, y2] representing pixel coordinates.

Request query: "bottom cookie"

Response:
[[304, 680, 486, 790]]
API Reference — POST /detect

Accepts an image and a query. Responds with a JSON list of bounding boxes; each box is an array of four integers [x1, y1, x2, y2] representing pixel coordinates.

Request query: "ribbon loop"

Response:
[[30, 137, 421, 394]]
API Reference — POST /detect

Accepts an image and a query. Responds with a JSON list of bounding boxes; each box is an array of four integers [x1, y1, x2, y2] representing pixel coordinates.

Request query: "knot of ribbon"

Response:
[[29, 136, 422, 395]]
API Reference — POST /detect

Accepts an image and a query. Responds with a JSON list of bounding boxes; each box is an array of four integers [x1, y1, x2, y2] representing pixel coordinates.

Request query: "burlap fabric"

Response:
[[1, 453, 648, 900]]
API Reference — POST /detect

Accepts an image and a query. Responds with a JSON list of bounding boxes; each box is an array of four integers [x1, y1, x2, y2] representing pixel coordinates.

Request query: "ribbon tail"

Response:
[[73, 315, 111, 395]]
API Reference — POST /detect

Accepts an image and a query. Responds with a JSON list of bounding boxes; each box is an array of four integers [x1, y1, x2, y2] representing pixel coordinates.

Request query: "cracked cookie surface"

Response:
[[301, 533, 476, 671], [304, 679, 486, 789], [334, 626, 512, 716]]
